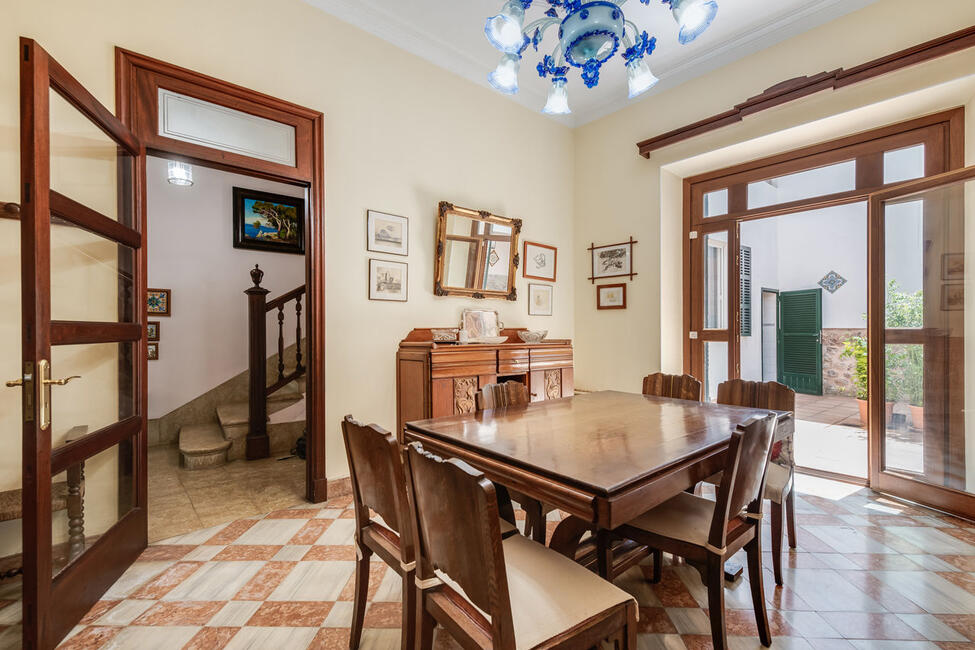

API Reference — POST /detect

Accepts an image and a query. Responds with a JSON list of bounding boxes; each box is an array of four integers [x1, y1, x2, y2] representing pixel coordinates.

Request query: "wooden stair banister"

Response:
[[245, 264, 306, 460]]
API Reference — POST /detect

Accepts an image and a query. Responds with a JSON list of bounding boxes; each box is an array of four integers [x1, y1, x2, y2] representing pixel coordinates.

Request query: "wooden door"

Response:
[[16, 39, 147, 648], [777, 289, 823, 395], [868, 166, 975, 519]]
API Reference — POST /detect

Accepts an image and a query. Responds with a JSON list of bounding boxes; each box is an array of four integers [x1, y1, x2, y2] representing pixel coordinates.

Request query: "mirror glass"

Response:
[[437, 204, 519, 298]]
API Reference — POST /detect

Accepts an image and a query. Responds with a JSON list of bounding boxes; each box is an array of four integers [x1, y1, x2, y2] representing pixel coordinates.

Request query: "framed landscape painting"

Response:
[[233, 187, 305, 255], [369, 258, 408, 302], [147, 321, 160, 341], [597, 283, 627, 310], [523, 241, 557, 281], [367, 210, 409, 256]]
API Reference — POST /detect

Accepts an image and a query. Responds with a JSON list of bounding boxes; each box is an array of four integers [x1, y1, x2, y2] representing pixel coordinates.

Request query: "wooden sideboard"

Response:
[[396, 328, 573, 438]]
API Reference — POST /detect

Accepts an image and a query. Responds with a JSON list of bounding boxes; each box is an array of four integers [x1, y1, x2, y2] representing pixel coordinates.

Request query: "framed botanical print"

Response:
[[528, 283, 553, 316], [597, 283, 627, 310], [369, 258, 408, 302], [147, 342, 159, 361], [147, 321, 160, 341], [523, 241, 557, 281], [232, 187, 305, 255], [147, 289, 171, 316], [367, 210, 409, 256], [588, 237, 637, 282]]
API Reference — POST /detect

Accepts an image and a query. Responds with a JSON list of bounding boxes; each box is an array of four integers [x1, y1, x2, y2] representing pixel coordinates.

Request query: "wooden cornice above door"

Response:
[[636, 25, 975, 159]]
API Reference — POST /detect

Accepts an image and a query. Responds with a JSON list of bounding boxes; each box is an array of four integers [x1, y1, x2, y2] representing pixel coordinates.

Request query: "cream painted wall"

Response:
[[573, 0, 975, 393], [0, 0, 574, 514]]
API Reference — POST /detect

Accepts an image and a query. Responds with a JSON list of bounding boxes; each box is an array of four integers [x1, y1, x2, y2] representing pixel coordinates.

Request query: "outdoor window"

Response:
[[703, 189, 728, 217], [883, 144, 925, 185], [703, 232, 727, 329]]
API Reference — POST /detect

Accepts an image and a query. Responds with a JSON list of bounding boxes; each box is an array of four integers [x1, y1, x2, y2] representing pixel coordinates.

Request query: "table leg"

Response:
[[494, 484, 516, 527], [549, 516, 589, 557], [596, 529, 613, 579]]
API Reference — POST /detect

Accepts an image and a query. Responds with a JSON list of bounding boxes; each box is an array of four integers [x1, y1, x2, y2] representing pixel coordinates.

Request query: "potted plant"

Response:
[[903, 345, 924, 429], [842, 335, 869, 425]]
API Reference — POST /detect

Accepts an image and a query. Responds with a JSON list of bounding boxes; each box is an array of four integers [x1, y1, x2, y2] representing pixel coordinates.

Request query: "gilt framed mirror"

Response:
[[434, 201, 521, 300]]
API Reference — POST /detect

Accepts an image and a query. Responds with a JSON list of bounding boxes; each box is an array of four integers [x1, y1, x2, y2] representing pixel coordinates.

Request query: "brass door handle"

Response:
[[43, 375, 81, 386], [5, 379, 23, 388]]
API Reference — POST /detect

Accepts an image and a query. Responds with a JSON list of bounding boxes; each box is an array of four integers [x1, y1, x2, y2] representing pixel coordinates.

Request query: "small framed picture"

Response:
[[232, 187, 305, 255], [597, 283, 627, 310], [147, 289, 171, 316], [147, 321, 160, 341], [942, 283, 964, 311], [367, 210, 409, 256], [528, 283, 553, 316], [523, 241, 557, 282], [942, 252, 964, 280], [147, 342, 159, 361], [588, 238, 637, 282], [369, 258, 408, 302]]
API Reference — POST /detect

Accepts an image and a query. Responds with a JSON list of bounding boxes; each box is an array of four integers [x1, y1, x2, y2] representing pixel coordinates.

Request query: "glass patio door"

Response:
[[15, 39, 147, 648], [869, 166, 975, 519]]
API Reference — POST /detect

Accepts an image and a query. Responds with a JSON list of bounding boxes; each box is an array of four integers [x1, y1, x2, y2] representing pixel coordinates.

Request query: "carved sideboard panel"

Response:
[[396, 328, 573, 439]]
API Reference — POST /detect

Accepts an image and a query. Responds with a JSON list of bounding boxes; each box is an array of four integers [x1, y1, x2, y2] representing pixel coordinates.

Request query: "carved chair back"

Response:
[[642, 373, 702, 401], [716, 379, 795, 467], [476, 380, 530, 411], [340, 415, 411, 548], [709, 414, 777, 551], [404, 442, 515, 644]]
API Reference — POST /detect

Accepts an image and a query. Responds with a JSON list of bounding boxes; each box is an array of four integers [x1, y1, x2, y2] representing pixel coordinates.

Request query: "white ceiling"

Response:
[[303, 0, 879, 127]]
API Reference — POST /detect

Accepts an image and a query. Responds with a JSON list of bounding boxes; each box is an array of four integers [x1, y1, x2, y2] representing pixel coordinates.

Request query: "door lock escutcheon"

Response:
[[5, 361, 35, 423]]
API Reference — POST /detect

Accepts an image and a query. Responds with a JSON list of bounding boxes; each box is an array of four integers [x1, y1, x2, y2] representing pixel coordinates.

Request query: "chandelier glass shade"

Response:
[[484, 0, 718, 114]]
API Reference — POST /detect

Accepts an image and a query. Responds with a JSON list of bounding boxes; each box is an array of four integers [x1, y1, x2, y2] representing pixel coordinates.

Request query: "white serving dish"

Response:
[[517, 330, 548, 343]]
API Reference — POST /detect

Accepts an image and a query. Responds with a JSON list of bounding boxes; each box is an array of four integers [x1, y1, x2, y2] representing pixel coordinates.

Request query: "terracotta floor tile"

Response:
[[937, 572, 975, 596], [137, 545, 197, 561], [638, 606, 679, 634], [213, 545, 283, 561], [940, 528, 975, 546], [129, 561, 202, 599], [680, 634, 714, 650], [57, 625, 122, 650], [938, 556, 975, 572], [303, 545, 356, 561], [233, 561, 297, 601], [338, 562, 388, 601], [934, 643, 975, 650], [820, 612, 927, 640], [652, 569, 700, 608], [363, 602, 403, 628], [247, 601, 333, 626], [133, 600, 224, 626], [309, 627, 352, 650], [324, 496, 353, 509], [183, 626, 240, 650], [78, 600, 119, 624], [288, 520, 332, 545], [205, 520, 259, 545], [936, 615, 975, 641]]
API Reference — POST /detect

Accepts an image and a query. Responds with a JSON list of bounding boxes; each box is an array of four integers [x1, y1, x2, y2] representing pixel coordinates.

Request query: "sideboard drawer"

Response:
[[498, 349, 530, 374], [431, 349, 498, 378], [529, 347, 573, 370]]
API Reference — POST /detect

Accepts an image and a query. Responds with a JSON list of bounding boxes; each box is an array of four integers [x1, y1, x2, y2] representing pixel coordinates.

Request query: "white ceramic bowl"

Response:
[[517, 330, 548, 343]]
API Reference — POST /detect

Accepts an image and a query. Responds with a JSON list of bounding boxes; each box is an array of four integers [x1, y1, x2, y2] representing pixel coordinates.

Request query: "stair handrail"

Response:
[[245, 264, 306, 460]]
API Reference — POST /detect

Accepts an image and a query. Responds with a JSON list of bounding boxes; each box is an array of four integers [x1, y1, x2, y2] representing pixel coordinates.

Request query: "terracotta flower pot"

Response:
[[910, 405, 924, 430], [856, 399, 895, 426]]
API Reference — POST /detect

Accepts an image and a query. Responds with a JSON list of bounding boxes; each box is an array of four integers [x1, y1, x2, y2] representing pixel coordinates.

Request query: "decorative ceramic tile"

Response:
[[819, 271, 848, 294]]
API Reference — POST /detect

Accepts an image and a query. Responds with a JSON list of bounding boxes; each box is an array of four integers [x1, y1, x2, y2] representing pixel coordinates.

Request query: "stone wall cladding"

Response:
[[822, 327, 864, 396]]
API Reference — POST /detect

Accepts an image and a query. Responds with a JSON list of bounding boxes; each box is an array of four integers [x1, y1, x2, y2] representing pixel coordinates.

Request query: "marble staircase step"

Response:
[[178, 423, 231, 470]]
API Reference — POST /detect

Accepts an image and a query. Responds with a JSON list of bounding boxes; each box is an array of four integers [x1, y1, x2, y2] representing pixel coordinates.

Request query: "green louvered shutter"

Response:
[[777, 288, 823, 395], [740, 246, 752, 337]]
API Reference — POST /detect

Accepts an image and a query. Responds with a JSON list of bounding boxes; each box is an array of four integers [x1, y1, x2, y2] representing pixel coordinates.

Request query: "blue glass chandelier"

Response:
[[484, 0, 719, 115]]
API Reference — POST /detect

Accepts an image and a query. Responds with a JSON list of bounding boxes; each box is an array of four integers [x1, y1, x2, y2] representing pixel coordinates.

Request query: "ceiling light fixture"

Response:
[[167, 161, 194, 186], [484, 0, 718, 114]]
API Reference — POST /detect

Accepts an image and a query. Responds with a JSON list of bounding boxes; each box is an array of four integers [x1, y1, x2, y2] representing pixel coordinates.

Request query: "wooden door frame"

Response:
[[867, 165, 975, 518], [114, 49, 328, 502]]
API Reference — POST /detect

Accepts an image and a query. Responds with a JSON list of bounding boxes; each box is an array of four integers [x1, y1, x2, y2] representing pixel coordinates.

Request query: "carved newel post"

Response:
[[245, 264, 270, 459]]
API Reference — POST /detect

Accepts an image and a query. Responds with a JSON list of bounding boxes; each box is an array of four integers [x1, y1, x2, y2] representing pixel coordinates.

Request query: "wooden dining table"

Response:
[[403, 390, 793, 578]]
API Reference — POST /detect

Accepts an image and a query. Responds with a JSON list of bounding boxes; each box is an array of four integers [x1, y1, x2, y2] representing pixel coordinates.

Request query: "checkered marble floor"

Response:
[[0, 474, 973, 649]]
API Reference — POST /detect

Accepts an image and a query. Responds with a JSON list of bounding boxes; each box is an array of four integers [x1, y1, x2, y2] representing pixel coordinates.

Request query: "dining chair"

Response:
[[642, 372, 702, 401], [403, 441, 638, 650], [617, 414, 778, 650], [340, 415, 417, 650], [475, 381, 550, 544], [714, 379, 796, 585]]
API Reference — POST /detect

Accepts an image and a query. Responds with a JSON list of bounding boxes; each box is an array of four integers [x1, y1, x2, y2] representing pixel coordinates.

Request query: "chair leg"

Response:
[[786, 484, 798, 549], [652, 549, 663, 584], [622, 601, 638, 649], [417, 589, 436, 650], [400, 568, 416, 650], [350, 545, 372, 649], [745, 535, 772, 647], [770, 500, 784, 586], [706, 554, 728, 650]]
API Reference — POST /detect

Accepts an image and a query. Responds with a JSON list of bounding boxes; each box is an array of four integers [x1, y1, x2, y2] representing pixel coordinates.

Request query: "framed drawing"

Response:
[[528, 283, 553, 316], [597, 283, 627, 310], [942, 283, 964, 311], [523, 241, 557, 281], [147, 288, 171, 316], [369, 258, 408, 302], [942, 252, 964, 280], [232, 187, 305, 255], [147, 321, 160, 341], [588, 237, 637, 283], [147, 342, 159, 361], [367, 210, 409, 256]]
